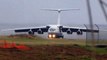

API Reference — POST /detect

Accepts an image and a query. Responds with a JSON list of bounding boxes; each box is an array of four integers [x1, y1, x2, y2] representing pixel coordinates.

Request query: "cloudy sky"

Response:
[[0, 0, 107, 25]]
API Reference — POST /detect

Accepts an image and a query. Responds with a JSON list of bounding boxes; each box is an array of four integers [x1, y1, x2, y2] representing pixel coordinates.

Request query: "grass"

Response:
[[86, 46, 107, 55], [0, 36, 86, 45], [81, 46, 107, 55], [0, 35, 107, 55]]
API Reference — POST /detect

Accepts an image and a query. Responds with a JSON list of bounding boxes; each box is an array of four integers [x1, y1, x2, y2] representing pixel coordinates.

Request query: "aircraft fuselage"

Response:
[[47, 25, 64, 38]]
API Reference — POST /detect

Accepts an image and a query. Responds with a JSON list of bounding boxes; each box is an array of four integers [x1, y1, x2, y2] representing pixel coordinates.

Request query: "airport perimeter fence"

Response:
[[84, 24, 107, 46]]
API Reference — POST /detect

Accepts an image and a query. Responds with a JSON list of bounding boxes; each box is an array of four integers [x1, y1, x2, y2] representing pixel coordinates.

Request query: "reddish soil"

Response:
[[0, 45, 106, 60]]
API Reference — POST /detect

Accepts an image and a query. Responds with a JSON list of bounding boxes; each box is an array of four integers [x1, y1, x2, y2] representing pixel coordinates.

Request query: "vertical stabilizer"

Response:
[[57, 10, 61, 25], [42, 8, 79, 25]]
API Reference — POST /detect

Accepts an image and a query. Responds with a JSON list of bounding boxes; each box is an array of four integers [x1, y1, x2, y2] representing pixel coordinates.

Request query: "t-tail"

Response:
[[42, 8, 79, 26]]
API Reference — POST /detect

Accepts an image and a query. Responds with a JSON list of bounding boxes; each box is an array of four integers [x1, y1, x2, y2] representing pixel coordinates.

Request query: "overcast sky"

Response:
[[0, 0, 107, 25]]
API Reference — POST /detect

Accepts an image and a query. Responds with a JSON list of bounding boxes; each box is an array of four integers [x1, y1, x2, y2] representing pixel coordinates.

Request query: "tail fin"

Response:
[[41, 8, 79, 25]]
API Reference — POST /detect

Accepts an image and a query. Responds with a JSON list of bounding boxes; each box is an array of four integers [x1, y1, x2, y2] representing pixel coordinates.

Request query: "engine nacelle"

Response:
[[59, 26, 63, 29], [59, 26, 63, 32], [37, 30, 43, 34], [77, 30, 83, 35], [46, 26, 50, 29], [28, 31, 34, 35], [67, 30, 73, 34]]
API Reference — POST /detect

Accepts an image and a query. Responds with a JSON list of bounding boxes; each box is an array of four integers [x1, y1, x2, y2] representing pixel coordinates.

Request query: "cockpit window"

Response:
[[49, 28, 56, 31]]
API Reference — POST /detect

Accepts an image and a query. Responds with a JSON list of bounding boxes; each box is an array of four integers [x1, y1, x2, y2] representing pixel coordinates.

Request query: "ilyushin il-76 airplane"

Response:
[[2, 9, 99, 38]]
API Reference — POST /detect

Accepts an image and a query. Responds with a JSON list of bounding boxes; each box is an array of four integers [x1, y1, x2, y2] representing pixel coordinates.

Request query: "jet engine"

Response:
[[59, 26, 63, 29], [67, 29, 73, 34], [46, 26, 50, 29], [59, 26, 63, 32], [77, 30, 83, 35], [28, 30, 34, 35], [37, 29, 43, 34]]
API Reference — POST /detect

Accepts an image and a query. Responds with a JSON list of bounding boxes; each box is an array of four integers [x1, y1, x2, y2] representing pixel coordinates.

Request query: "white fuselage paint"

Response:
[[48, 25, 60, 33], [47, 25, 63, 38]]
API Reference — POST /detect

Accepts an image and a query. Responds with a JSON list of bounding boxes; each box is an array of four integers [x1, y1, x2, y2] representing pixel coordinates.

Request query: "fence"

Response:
[[84, 24, 107, 46]]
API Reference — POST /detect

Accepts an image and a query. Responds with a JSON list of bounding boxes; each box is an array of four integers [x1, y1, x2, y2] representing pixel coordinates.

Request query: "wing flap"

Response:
[[31, 28, 48, 32], [81, 29, 99, 32], [61, 28, 78, 32], [15, 29, 30, 32], [61, 26, 99, 33]]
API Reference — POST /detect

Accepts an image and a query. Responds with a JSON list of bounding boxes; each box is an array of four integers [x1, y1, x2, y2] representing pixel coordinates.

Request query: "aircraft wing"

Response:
[[1, 26, 49, 34], [61, 26, 99, 34]]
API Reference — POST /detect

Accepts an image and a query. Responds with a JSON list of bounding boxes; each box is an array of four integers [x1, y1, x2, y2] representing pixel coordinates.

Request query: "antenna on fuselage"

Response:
[[41, 8, 79, 26]]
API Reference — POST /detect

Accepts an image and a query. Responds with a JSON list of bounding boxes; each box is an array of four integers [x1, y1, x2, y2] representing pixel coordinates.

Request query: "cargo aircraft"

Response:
[[2, 9, 99, 38]]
